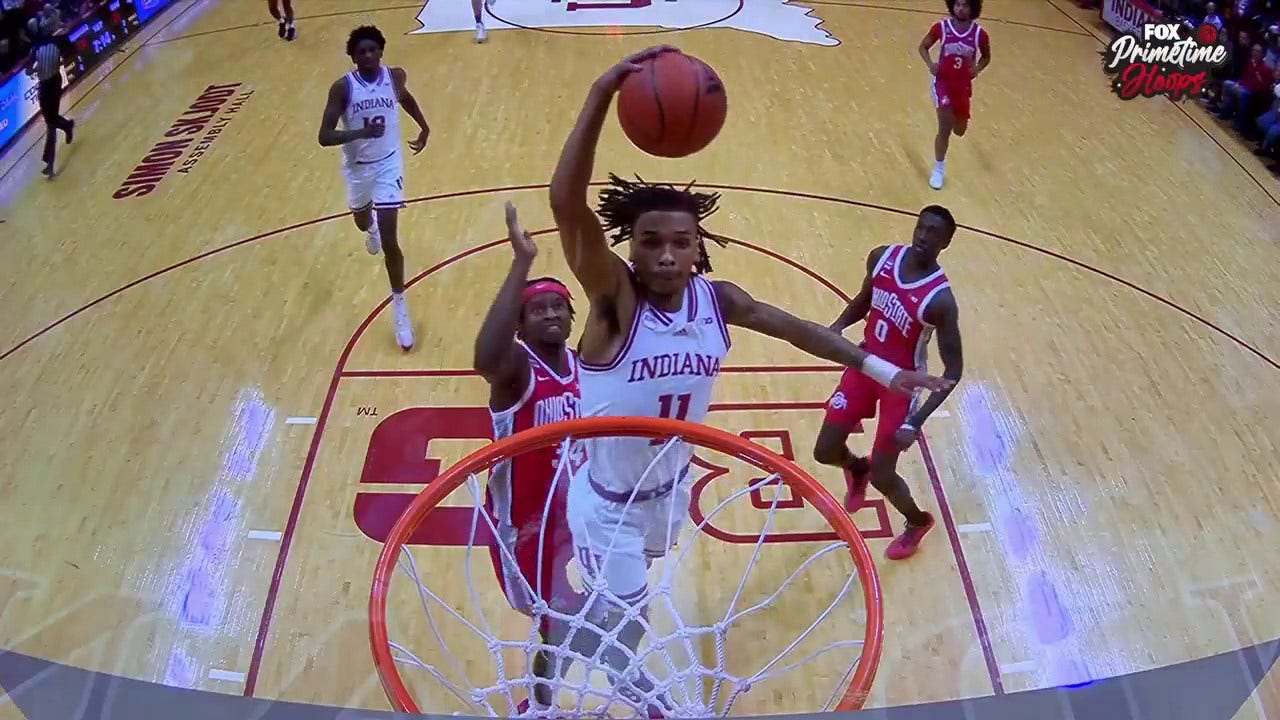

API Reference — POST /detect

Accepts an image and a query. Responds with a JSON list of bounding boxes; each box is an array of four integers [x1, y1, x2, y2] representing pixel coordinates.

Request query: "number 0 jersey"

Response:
[[339, 66, 401, 166], [861, 245, 951, 372], [578, 274, 731, 497]]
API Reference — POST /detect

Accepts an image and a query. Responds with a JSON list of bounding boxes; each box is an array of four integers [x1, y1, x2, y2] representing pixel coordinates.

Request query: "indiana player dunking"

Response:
[[317, 26, 431, 350], [918, 0, 990, 190], [815, 205, 963, 561], [549, 45, 954, 714], [473, 202, 584, 713]]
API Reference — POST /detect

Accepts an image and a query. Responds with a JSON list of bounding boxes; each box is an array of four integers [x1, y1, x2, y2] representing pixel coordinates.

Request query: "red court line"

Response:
[[918, 432, 1005, 694], [709, 401, 827, 412], [338, 364, 841, 378]]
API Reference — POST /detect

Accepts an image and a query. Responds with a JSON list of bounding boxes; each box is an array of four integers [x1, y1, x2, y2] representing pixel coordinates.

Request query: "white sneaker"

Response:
[[392, 294, 414, 350], [365, 216, 382, 255], [475, 22, 486, 42], [929, 164, 945, 190]]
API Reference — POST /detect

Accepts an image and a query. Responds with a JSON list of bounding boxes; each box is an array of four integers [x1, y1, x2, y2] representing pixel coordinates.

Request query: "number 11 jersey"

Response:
[[340, 66, 401, 166], [578, 273, 731, 496]]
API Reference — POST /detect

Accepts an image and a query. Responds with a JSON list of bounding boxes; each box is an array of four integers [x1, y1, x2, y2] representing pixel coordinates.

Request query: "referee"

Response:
[[30, 13, 74, 177]]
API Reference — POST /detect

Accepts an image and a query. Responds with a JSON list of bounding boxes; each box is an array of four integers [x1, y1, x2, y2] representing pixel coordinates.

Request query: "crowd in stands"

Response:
[[0, 0, 100, 75], [1191, 0, 1280, 172]]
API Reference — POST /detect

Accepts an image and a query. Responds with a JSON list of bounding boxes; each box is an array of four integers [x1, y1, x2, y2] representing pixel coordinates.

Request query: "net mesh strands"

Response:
[[369, 417, 883, 718]]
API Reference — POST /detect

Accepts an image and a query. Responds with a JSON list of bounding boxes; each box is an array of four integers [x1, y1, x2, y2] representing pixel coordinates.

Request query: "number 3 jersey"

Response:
[[340, 66, 402, 166], [862, 245, 951, 372], [579, 274, 731, 497]]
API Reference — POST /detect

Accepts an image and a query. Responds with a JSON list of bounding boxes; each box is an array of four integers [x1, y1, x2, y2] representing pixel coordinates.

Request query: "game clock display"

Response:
[[62, 0, 142, 85]]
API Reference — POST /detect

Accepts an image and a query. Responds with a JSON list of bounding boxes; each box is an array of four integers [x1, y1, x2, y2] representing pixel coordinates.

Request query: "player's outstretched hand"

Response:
[[505, 201, 537, 261], [595, 45, 680, 93], [889, 370, 954, 396]]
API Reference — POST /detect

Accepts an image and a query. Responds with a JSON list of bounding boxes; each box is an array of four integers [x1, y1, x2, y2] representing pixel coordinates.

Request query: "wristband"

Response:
[[861, 354, 899, 389]]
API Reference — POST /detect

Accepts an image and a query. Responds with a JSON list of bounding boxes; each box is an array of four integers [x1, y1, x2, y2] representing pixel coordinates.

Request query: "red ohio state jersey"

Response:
[[486, 343, 583, 541], [928, 19, 988, 85], [861, 245, 951, 372]]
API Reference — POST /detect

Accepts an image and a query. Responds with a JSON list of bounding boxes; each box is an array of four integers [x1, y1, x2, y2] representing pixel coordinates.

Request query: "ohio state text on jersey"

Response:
[[487, 343, 582, 540], [861, 245, 951, 372]]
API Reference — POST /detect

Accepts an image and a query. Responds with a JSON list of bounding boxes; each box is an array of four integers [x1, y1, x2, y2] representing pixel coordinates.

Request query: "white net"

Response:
[[374, 426, 879, 718]]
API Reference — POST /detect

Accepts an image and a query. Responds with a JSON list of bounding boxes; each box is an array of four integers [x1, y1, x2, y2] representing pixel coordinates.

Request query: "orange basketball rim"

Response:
[[369, 416, 885, 715]]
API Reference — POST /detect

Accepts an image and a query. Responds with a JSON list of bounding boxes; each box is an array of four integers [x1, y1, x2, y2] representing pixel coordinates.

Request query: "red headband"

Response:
[[521, 281, 572, 305]]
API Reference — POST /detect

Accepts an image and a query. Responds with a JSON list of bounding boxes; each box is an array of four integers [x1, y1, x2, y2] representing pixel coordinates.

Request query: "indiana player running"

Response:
[[918, 0, 990, 190], [472, 0, 494, 42], [815, 205, 963, 560], [317, 26, 431, 350], [549, 45, 955, 713], [473, 202, 584, 713]]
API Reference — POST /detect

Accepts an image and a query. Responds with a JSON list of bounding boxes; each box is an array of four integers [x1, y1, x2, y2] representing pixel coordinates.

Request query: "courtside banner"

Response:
[[0, 71, 40, 151], [1104, 0, 1162, 34]]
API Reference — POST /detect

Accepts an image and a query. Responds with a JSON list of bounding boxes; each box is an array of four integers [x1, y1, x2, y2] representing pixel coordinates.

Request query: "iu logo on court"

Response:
[[412, 0, 839, 46]]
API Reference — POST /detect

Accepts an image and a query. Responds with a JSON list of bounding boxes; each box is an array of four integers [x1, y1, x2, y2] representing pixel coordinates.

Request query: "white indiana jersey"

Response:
[[579, 274, 731, 496], [339, 66, 402, 166]]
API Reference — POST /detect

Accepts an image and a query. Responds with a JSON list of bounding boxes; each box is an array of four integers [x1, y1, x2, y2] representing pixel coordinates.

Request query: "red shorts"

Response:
[[932, 77, 972, 122], [488, 514, 577, 622], [823, 367, 916, 454]]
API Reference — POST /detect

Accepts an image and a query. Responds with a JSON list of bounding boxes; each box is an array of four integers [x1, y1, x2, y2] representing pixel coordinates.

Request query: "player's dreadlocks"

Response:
[[595, 173, 727, 274]]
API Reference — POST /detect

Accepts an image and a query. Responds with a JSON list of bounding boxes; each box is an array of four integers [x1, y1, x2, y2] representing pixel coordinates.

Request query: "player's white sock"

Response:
[[392, 292, 414, 350], [364, 216, 381, 255], [929, 161, 946, 190], [475, 22, 486, 43]]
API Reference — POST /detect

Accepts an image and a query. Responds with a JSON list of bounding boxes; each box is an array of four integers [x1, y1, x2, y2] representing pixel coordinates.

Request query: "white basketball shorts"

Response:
[[343, 152, 404, 211], [566, 462, 691, 606]]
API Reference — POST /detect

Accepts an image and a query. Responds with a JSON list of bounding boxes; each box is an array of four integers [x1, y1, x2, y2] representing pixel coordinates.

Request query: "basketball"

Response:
[[616, 51, 728, 158]]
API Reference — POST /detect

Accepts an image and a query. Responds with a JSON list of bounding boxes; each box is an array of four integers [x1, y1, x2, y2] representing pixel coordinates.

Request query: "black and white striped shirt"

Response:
[[33, 39, 61, 82]]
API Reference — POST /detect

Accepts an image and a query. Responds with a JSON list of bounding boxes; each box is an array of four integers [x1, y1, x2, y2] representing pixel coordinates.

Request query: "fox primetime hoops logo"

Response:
[[413, 0, 838, 46], [1103, 21, 1228, 101]]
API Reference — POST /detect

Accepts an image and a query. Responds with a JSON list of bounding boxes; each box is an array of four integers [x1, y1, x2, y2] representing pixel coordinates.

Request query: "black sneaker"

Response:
[[286, 24, 295, 41], [277, 21, 285, 38]]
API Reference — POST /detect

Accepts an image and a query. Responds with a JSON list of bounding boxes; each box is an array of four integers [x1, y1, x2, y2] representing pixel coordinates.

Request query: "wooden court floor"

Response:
[[1, 0, 1279, 716]]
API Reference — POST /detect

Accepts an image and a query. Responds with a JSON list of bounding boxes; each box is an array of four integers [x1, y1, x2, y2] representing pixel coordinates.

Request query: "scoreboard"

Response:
[[62, 0, 143, 85]]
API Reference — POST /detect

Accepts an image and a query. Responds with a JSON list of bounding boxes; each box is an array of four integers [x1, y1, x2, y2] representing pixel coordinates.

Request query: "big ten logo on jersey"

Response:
[[412, 0, 838, 46], [352, 405, 891, 546]]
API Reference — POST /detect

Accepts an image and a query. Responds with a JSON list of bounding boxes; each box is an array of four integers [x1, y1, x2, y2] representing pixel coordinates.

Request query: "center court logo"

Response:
[[412, 0, 838, 46], [1102, 21, 1228, 101]]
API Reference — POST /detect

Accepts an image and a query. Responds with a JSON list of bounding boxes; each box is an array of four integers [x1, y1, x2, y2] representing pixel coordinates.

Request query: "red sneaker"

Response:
[[844, 456, 871, 511], [885, 512, 935, 560]]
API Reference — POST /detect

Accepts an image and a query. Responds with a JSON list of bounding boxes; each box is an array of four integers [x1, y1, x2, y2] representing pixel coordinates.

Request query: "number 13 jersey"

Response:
[[340, 66, 401, 166], [862, 245, 950, 371], [579, 274, 731, 496]]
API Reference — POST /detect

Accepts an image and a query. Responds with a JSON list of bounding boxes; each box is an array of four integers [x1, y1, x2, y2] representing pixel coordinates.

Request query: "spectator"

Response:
[[1264, 25, 1280, 66], [1217, 42, 1271, 131], [1205, 2, 1227, 29], [1209, 30, 1255, 107], [1252, 67, 1280, 164]]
